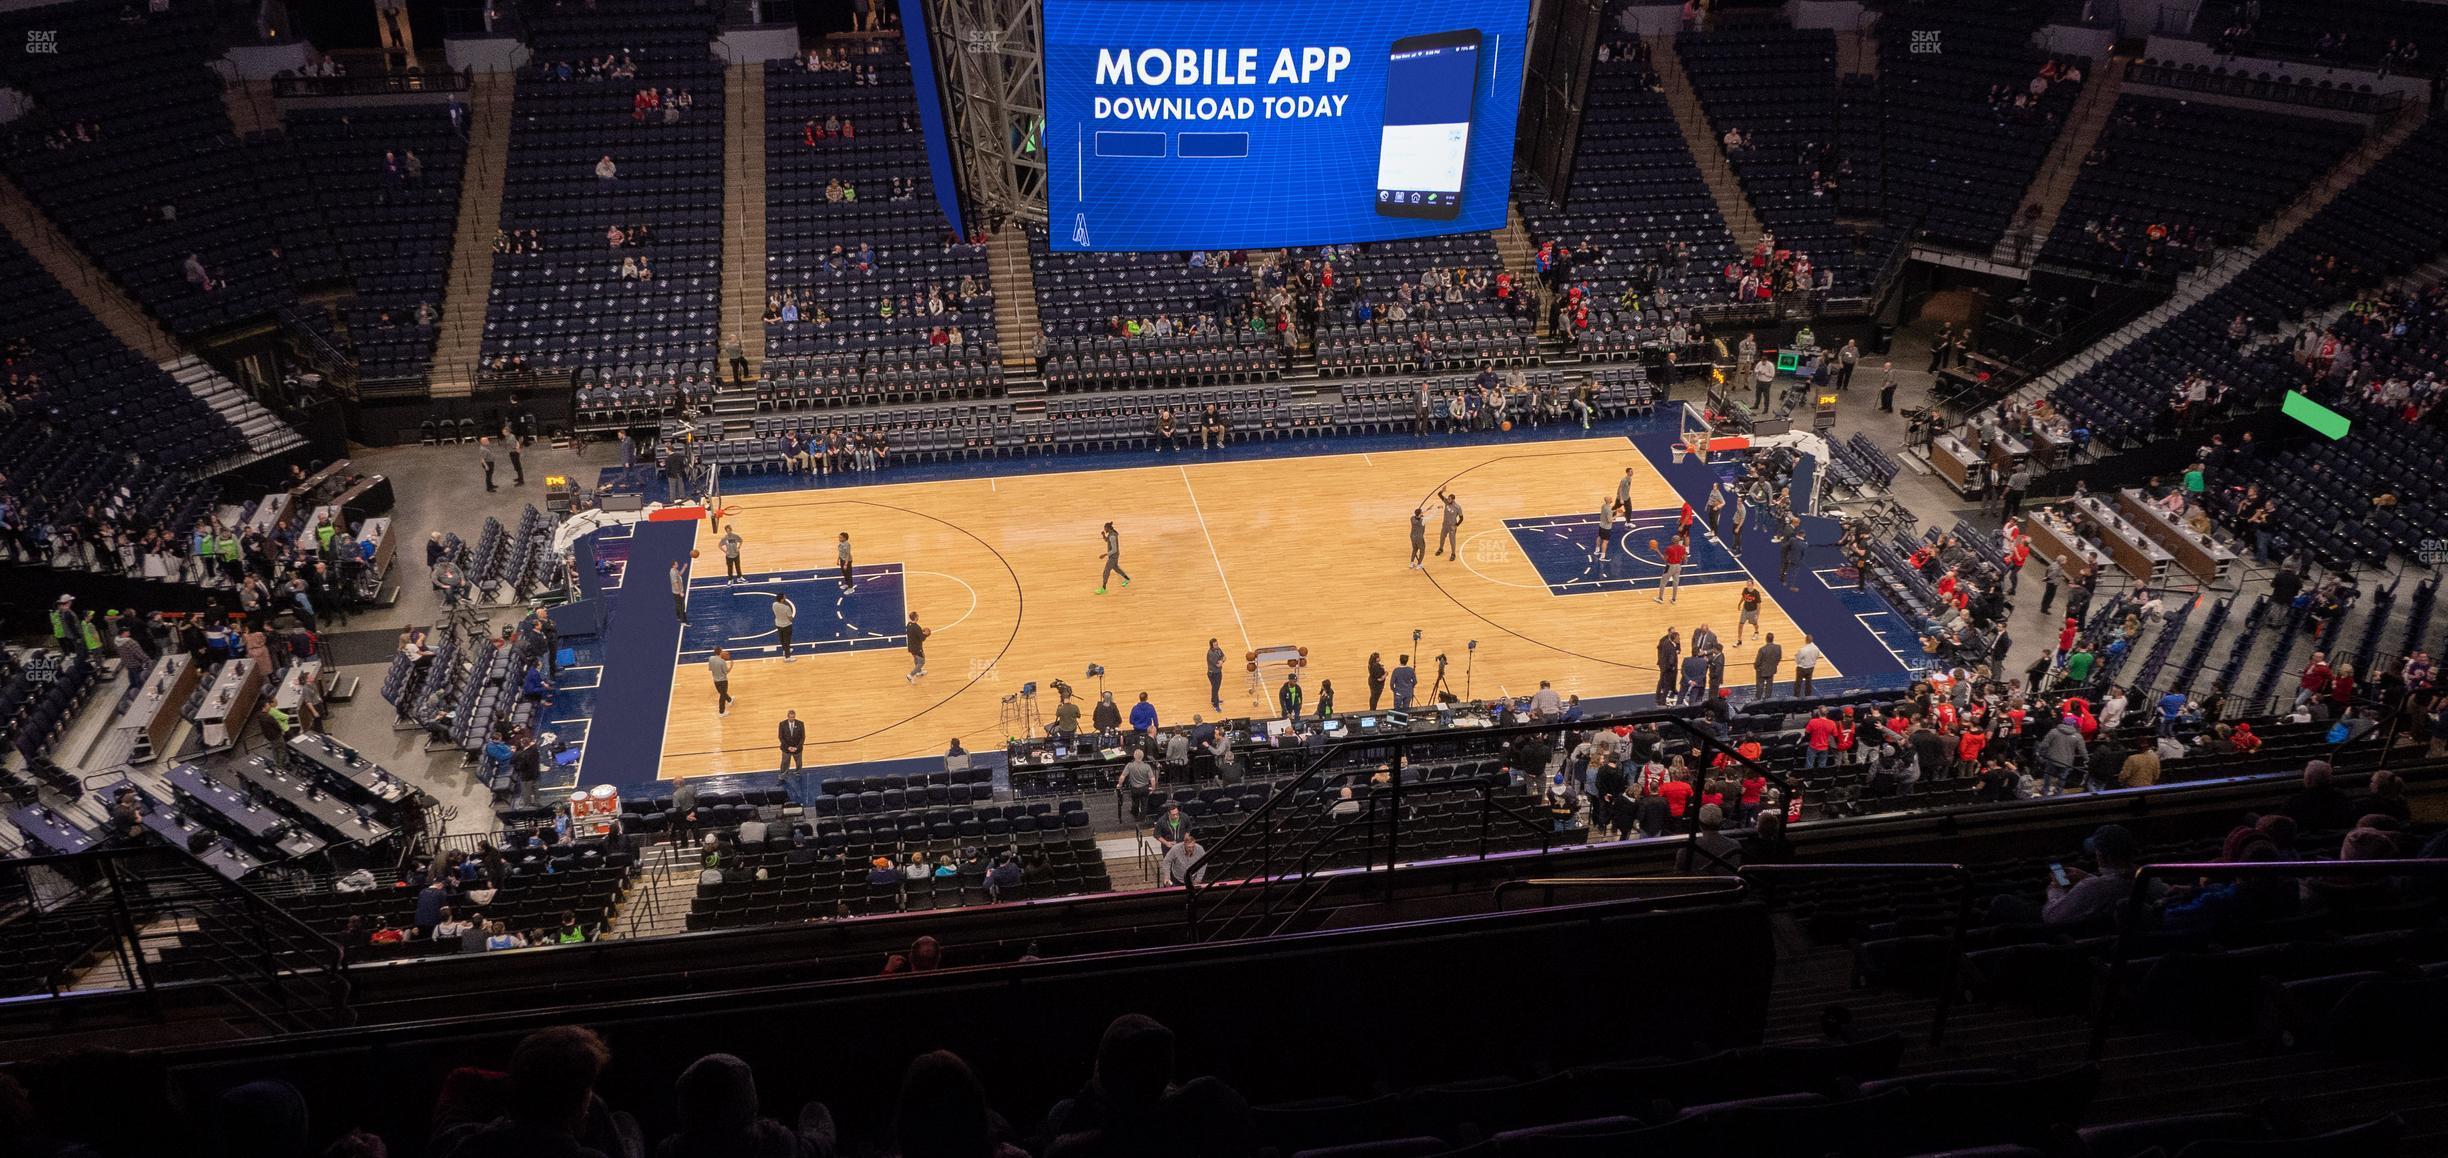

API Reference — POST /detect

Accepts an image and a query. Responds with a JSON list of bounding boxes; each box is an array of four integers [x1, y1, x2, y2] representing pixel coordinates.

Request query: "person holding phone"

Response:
[[1985, 824, 2139, 926]]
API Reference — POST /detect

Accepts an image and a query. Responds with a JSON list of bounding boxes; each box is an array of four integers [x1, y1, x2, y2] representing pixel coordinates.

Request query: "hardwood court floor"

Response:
[[655, 434, 1832, 777]]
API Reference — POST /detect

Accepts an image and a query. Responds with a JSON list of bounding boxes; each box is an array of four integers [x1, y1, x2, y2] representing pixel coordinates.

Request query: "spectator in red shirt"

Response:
[[2327, 662, 2356, 710], [1659, 770, 1694, 820], [1656, 535, 1689, 604], [1802, 707, 1839, 769], [1957, 727, 1989, 775], [2296, 652, 2331, 708], [2056, 617, 2079, 659], [1738, 772, 1766, 822]]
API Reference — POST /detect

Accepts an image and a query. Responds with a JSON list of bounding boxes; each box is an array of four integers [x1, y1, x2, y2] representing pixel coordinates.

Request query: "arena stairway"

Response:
[[219, 76, 280, 140], [1497, 204, 1549, 338], [2015, 98, 2433, 411], [1990, 54, 2129, 269], [605, 841, 702, 940], [719, 57, 769, 397], [428, 71, 514, 398], [989, 227, 1042, 385], [170, 354, 305, 469], [0, 170, 182, 365], [1646, 35, 1765, 251]]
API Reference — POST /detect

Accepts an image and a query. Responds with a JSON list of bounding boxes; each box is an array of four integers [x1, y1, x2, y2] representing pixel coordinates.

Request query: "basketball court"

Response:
[[547, 423, 1908, 782]]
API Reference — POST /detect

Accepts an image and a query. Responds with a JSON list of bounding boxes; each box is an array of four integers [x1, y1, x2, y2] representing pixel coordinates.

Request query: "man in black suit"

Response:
[[2268, 562, 2304, 627], [777, 709, 806, 774]]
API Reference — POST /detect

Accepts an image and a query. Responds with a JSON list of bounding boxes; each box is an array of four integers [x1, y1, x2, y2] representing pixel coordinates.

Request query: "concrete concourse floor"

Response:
[[309, 436, 608, 840]]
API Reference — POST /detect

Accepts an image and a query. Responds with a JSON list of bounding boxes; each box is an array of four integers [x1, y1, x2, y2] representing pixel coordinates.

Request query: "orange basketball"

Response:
[[690, 549, 700, 559], [1500, 420, 1513, 431], [1647, 538, 1660, 552]]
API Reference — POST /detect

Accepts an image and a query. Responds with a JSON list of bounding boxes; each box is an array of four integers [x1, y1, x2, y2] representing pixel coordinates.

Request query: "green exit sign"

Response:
[[2281, 391, 2352, 440]]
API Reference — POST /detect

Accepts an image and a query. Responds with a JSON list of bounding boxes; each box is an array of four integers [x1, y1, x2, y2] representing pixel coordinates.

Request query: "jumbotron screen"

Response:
[[1043, 0, 1529, 251]]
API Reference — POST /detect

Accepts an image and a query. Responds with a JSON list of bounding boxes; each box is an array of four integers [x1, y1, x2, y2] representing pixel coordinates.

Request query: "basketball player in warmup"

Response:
[[672, 555, 692, 623], [1735, 580, 1763, 644], [1408, 507, 1428, 569], [905, 611, 929, 682], [1593, 501, 1622, 561], [771, 592, 797, 662], [836, 531, 856, 593], [1096, 521, 1131, 594], [1435, 491, 1463, 560]]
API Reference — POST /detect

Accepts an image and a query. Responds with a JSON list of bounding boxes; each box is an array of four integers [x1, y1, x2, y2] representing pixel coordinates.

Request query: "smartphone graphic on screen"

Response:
[[1375, 29, 1483, 221]]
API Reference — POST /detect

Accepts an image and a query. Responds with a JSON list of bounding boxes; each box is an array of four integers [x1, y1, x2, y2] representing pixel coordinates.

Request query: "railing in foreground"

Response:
[[270, 69, 472, 100], [0, 846, 351, 1033], [1181, 707, 1797, 941]]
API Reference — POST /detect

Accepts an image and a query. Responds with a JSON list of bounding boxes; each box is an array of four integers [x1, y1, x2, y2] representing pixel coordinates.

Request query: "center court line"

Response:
[[1178, 466, 1253, 653]]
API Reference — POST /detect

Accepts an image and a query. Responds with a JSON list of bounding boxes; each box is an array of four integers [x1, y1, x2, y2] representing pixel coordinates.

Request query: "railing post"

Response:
[[101, 856, 159, 999], [1477, 788, 1493, 860], [1383, 757, 1403, 897]]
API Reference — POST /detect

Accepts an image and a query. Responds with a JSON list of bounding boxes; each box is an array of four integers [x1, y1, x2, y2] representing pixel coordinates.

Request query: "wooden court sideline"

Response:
[[651, 434, 1832, 777]]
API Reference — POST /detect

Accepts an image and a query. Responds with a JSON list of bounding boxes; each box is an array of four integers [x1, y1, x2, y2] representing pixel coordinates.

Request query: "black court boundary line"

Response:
[[654, 497, 1025, 757]]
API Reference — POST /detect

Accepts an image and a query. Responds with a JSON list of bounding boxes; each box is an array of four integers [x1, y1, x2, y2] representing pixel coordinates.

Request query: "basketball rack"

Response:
[[1245, 645, 1307, 711]]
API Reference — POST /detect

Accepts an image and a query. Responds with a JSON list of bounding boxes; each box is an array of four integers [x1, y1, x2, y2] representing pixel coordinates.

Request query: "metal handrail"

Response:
[[2091, 858, 2448, 1060], [1183, 707, 1703, 925], [270, 70, 473, 100], [1195, 771, 1563, 940], [1180, 704, 1805, 938], [3, 847, 351, 1022], [1491, 874, 1747, 910], [1185, 719, 1527, 936]]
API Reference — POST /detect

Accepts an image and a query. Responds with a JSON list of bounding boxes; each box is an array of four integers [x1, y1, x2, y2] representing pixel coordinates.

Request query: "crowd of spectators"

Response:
[[1415, 365, 1608, 433], [0, 1009, 1257, 1158]]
